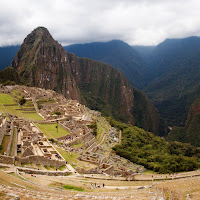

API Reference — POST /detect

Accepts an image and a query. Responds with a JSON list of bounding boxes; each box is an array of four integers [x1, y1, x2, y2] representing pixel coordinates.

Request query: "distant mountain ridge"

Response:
[[64, 36, 200, 127], [0, 46, 19, 70], [141, 36, 200, 126], [64, 40, 147, 89], [0, 27, 166, 136]]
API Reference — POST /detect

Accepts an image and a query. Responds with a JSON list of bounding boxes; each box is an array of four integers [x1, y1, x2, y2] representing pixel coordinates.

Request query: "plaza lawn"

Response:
[[35, 123, 70, 139], [0, 93, 43, 121]]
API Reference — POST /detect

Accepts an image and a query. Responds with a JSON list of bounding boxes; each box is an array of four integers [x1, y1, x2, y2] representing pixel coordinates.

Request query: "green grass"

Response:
[[0, 94, 16, 104], [0, 93, 43, 121], [96, 118, 111, 143], [58, 165, 66, 171], [10, 89, 22, 99], [0, 135, 10, 155], [55, 147, 78, 163], [142, 170, 155, 174], [55, 147, 97, 170], [73, 143, 84, 149], [62, 185, 85, 191], [35, 123, 70, 139]]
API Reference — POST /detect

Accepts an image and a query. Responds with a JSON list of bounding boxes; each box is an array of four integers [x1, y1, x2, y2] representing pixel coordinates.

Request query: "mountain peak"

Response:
[[7, 27, 166, 136], [31, 26, 50, 36], [26, 26, 54, 43]]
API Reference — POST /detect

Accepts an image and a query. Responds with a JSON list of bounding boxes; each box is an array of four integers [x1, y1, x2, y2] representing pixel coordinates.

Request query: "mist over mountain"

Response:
[[132, 45, 155, 63], [64, 40, 147, 89]]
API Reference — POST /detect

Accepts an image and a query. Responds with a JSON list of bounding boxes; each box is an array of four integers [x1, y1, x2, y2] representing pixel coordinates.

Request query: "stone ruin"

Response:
[[0, 114, 66, 169], [0, 85, 146, 177]]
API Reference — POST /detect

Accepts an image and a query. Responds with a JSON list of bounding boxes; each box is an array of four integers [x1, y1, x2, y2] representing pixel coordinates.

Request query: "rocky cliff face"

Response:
[[11, 27, 81, 101], [184, 99, 200, 146], [167, 98, 200, 146], [8, 27, 165, 135]]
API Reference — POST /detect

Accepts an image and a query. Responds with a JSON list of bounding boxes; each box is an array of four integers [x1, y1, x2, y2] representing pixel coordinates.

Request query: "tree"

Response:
[[19, 97, 26, 105]]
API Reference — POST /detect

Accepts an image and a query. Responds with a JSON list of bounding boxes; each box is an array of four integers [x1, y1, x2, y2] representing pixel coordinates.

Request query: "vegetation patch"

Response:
[[58, 165, 66, 171], [18, 97, 26, 105], [110, 119, 200, 174], [62, 184, 85, 191]]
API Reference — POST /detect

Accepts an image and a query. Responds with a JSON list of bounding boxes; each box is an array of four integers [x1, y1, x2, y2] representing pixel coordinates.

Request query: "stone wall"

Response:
[[7, 122, 14, 156], [0, 118, 7, 145], [13, 129, 18, 157], [102, 165, 114, 175], [17, 167, 71, 176], [16, 155, 66, 168], [58, 122, 71, 133], [0, 155, 14, 164], [35, 122, 55, 124], [58, 132, 94, 147]]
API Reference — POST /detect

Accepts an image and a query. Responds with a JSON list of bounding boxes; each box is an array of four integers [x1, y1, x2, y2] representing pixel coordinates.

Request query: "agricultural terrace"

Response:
[[0, 93, 43, 121]]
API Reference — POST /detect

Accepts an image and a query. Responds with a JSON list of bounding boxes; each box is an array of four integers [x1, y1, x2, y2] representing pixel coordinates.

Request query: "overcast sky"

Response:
[[1, 0, 200, 47]]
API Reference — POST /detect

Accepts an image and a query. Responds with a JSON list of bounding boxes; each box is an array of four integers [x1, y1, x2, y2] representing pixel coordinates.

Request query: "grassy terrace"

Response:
[[0, 135, 10, 155], [35, 123, 70, 139], [96, 117, 111, 143], [0, 93, 43, 121], [55, 146, 97, 170], [73, 143, 84, 149]]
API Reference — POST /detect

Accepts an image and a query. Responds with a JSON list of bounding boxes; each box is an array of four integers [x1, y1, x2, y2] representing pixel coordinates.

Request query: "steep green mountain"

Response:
[[110, 119, 200, 173], [138, 36, 200, 126], [167, 98, 200, 147], [0, 27, 166, 136], [0, 46, 19, 71], [64, 40, 146, 89]]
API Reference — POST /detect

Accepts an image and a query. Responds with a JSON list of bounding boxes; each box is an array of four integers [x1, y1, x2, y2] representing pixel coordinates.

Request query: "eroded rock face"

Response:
[[12, 27, 81, 101], [10, 27, 164, 135]]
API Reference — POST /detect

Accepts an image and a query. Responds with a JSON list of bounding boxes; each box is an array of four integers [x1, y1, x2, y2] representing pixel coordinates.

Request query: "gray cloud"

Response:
[[0, 0, 200, 46]]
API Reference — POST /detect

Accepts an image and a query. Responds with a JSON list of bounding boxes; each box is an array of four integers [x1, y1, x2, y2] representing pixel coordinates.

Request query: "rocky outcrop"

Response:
[[7, 27, 165, 135]]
